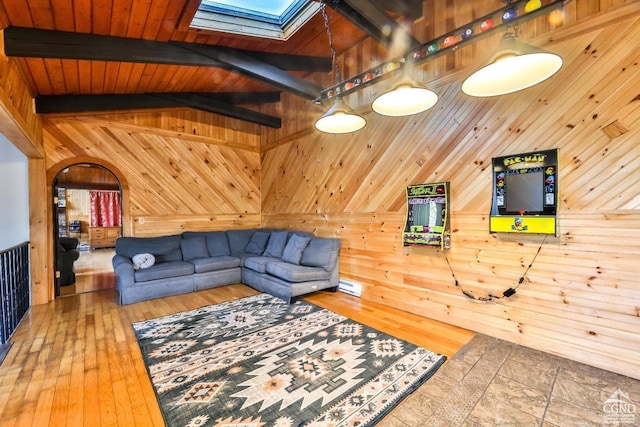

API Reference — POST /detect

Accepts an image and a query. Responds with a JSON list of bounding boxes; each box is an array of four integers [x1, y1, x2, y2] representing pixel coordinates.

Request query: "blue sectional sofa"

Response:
[[112, 229, 341, 305]]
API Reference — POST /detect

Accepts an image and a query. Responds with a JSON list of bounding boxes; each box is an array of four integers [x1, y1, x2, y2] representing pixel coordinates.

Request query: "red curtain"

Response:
[[90, 191, 122, 227]]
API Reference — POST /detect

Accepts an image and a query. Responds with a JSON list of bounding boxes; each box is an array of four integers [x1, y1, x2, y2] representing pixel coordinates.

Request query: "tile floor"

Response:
[[381, 334, 640, 426]]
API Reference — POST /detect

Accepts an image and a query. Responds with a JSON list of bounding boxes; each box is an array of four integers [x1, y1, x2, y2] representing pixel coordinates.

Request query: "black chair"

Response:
[[58, 237, 80, 286]]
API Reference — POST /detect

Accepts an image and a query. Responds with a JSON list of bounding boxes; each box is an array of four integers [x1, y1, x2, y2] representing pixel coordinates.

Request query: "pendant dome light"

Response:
[[372, 77, 438, 116], [314, 1, 365, 133], [314, 98, 366, 133], [461, 31, 563, 97]]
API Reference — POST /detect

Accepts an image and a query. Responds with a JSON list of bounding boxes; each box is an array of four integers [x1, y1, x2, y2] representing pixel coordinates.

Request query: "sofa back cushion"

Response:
[[263, 231, 289, 258], [182, 231, 231, 257], [281, 234, 311, 264], [226, 229, 258, 255], [244, 231, 270, 254], [204, 231, 231, 257], [300, 237, 341, 272], [180, 236, 209, 261], [116, 235, 183, 262]]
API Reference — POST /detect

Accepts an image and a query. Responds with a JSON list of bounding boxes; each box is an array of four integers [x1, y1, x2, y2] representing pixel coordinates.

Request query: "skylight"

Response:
[[192, 0, 320, 40], [209, 0, 299, 17]]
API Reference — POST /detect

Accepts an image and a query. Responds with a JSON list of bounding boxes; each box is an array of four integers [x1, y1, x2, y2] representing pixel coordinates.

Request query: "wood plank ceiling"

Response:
[[0, 0, 423, 127]]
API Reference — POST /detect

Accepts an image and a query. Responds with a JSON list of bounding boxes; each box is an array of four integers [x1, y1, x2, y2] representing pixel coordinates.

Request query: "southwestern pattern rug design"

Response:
[[133, 293, 446, 426]]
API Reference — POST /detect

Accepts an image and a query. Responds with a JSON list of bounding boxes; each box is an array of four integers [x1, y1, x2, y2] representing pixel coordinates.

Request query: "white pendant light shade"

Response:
[[372, 79, 439, 116], [462, 33, 563, 97], [314, 98, 366, 134]]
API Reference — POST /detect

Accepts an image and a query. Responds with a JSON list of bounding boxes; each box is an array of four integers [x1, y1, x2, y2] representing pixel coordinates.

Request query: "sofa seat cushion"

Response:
[[265, 261, 331, 283], [134, 261, 195, 283], [243, 256, 282, 274], [191, 256, 241, 273]]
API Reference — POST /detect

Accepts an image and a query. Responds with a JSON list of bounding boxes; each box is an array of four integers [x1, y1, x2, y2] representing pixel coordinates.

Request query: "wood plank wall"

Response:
[[28, 0, 640, 381], [260, 0, 640, 380], [43, 112, 263, 237]]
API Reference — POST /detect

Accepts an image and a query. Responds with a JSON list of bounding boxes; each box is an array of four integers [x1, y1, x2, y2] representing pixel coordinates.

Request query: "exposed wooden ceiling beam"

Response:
[[374, 0, 423, 20], [2, 27, 324, 100], [35, 93, 282, 128], [326, 0, 422, 51]]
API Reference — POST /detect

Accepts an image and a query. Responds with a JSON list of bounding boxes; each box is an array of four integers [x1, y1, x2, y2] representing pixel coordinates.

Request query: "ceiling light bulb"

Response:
[[372, 80, 438, 116], [314, 98, 366, 133], [462, 33, 563, 97]]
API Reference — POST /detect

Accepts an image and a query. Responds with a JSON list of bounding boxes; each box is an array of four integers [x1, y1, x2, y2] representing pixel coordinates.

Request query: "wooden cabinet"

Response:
[[89, 226, 121, 250]]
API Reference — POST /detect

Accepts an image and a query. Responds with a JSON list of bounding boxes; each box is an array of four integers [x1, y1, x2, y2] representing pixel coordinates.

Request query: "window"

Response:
[[192, 0, 320, 40]]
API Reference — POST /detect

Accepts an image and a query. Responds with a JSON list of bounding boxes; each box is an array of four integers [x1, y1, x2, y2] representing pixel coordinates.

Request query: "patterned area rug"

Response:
[[133, 293, 446, 426]]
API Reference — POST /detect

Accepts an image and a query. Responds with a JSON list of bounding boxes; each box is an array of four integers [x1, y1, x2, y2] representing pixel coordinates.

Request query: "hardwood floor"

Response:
[[59, 249, 116, 297], [0, 278, 474, 426]]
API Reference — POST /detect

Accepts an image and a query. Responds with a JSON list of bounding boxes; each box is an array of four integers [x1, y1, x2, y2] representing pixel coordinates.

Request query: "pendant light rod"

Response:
[[314, 0, 567, 105], [314, 1, 366, 133]]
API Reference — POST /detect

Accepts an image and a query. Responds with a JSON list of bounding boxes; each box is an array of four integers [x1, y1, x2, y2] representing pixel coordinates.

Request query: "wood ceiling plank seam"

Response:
[[159, 64, 192, 93], [109, 0, 134, 37], [141, 0, 173, 41], [50, 0, 74, 32], [102, 62, 122, 94], [168, 64, 199, 93], [43, 58, 67, 95], [125, 0, 153, 39], [92, 0, 113, 35], [176, 42, 322, 100], [25, 0, 55, 29], [10, 57, 39, 96], [27, 57, 55, 95], [0, 1, 30, 27], [153, 0, 191, 43], [72, 0, 92, 33], [90, 60, 107, 95], [332, 0, 421, 50], [60, 59, 80, 95], [77, 59, 92, 94], [114, 62, 134, 93], [135, 62, 160, 94], [124, 63, 147, 93]]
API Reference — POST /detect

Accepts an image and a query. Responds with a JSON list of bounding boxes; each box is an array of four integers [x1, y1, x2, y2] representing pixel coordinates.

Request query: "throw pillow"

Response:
[[263, 231, 289, 258], [244, 231, 270, 254], [181, 236, 209, 261], [281, 234, 311, 264], [132, 253, 155, 270], [300, 238, 337, 271]]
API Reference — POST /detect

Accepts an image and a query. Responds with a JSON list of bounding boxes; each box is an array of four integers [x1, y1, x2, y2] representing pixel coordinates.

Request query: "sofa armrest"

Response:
[[112, 254, 135, 287]]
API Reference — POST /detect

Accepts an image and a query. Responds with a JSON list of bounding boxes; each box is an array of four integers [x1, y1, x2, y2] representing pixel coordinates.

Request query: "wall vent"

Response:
[[338, 279, 362, 297]]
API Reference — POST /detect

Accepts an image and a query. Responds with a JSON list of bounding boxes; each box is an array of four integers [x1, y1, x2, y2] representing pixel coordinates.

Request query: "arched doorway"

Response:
[[52, 163, 123, 297]]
